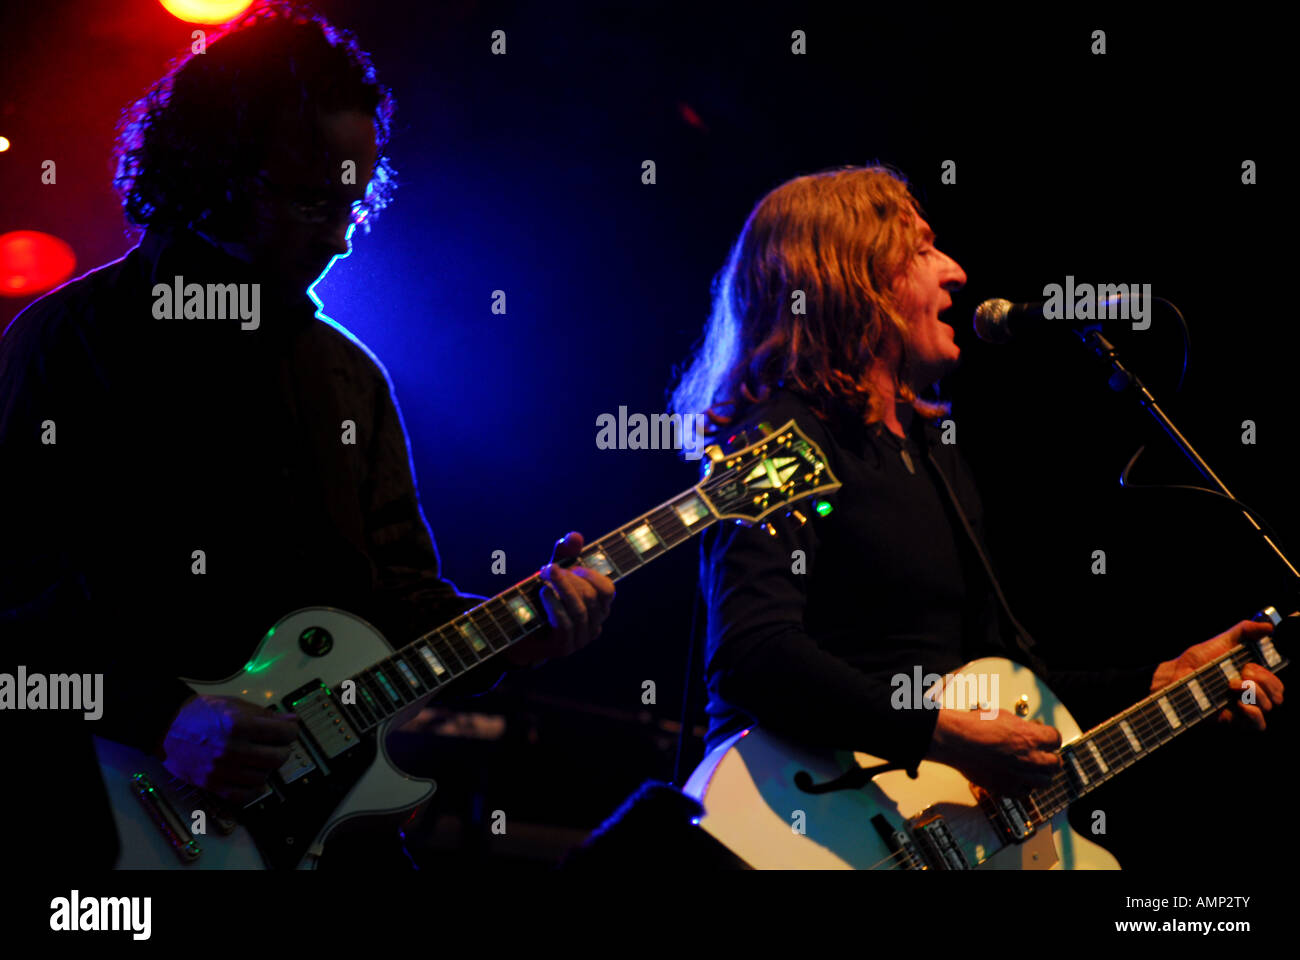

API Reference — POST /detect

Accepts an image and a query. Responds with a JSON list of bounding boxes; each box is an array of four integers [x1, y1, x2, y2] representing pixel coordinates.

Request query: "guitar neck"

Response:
[[325, 418, 840, 736], [338, 488, 721, 734], [1029, 623, 1290, 821]]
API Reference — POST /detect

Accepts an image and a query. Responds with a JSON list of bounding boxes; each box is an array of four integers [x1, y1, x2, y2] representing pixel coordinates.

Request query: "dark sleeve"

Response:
[[947, 445, 1160, 731], [0, 300, 194, 757], [701, 414, 940, 772], [359, 369, 505, 699], [979, 585, 1159, 730], [1039, 664, 1159, 731]]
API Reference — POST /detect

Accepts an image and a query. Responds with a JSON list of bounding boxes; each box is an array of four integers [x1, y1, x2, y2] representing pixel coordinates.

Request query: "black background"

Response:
[[1, 0, 1292, 901]]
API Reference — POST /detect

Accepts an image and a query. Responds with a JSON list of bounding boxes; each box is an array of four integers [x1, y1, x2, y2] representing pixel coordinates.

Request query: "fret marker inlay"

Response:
[[1085, 740, 1109, 774], [673, 495, 710, 526], [1119, 720, 1142, 753], [625, 523, 661, 556], [1157, 696, 1181, 729], [458, 622, 488, 652], [583, 549, 614, 576], [1187, 678, 1211, 712], [507, 595, 536, 625], [417, 645, 446, 677], [1220, 660, 1240, 682], [1260, 638, 1282, 668], [1066, 750, 1089, 786], [395, 660, 420, 689]]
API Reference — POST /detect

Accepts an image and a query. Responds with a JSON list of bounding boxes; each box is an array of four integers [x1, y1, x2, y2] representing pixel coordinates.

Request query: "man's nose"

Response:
[[941, 251, 967, 291]]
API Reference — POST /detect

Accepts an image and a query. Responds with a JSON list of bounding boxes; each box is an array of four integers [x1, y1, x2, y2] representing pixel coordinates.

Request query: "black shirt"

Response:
[[0, 227, 498, 864], [699, 388, 1157, 770]]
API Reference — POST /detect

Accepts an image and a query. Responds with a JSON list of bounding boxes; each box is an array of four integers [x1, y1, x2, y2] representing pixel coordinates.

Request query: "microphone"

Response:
[[973, 291, 1139, 344]]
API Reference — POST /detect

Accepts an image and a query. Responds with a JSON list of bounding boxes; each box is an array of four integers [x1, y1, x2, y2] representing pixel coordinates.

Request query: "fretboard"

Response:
[[1027, 631, 1288, 823], [336, 487, 719, 734]]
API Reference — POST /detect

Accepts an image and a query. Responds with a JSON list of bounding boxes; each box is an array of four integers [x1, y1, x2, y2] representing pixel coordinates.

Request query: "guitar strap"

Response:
[[921, 436, 1039, 662]]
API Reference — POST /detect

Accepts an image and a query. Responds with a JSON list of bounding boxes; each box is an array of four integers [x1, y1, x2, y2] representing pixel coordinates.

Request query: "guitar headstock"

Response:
[[694, 419, 841, 524]]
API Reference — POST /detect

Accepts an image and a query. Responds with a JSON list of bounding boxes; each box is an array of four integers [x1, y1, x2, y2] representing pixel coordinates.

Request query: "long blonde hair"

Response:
[[670, 165, 949, 453]]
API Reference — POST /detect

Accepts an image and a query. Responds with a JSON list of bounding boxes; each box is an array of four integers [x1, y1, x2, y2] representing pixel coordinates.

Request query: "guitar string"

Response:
[[345, 505, 699, 727], [1021, 660, 1235, 817], [1027, 648, 1252, 814]]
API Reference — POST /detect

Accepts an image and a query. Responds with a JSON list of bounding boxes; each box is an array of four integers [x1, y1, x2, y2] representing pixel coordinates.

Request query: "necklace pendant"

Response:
[[899, 448, 916, 474]]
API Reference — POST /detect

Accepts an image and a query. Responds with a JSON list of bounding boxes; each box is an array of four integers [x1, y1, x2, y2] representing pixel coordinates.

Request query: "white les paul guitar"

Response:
[[685, 612, 1291, 869], [94, 420, 840, 869]]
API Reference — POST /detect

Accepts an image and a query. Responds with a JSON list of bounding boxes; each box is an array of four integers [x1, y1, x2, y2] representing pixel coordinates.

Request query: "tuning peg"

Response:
[[788, 509, 807, 525], [759, 523, 777, 536], [756, 420, 774, 436], [703, 444, 724, 463]]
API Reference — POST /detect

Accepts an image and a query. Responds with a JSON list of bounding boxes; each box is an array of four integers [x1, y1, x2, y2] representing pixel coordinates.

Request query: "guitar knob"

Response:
[[1015, 695, 1030, 717], [299, 626, 334, 657]]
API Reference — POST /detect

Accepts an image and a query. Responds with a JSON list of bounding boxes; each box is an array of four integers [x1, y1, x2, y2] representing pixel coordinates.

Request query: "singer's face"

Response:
[[891, 218, 967, 386]]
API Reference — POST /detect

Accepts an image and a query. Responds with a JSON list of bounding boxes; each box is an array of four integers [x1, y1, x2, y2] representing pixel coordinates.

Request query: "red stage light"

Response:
[[0, 231, 77, 298], [159, 0, 254, 25]]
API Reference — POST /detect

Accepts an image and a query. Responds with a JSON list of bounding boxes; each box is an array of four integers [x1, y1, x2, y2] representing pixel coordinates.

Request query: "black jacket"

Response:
[[0, 227, 499, 866], [699, 388, 1157, 770]]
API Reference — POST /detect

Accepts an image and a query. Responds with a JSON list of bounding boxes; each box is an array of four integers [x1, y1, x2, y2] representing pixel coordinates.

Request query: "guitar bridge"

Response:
[[129, 772, 202, 865], [870, 814, 926, 870]]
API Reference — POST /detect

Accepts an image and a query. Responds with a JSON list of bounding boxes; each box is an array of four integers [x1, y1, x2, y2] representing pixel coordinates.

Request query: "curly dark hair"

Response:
[[113, 1, 396, 238]]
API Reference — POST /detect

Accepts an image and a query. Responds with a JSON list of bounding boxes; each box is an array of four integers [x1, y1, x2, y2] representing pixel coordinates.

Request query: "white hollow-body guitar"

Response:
[[685, 616, 1290, 869], [94, 420, 841, 868]]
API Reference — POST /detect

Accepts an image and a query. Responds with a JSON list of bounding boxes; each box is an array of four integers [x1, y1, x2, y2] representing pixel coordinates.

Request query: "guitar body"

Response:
[[88, 421, 847, 869], [94, 607, 434, 869], [684, 657, 1120, 870]]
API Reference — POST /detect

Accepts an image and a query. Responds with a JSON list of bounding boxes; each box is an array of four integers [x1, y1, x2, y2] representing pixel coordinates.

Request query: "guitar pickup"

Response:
[[910, 811, 970, 870], [276, 738, 318, 784], [972, 784, 1037, 843], [282, 681, 358, 762]]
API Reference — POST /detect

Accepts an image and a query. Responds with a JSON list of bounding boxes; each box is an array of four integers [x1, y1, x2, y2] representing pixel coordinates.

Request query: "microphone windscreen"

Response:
[[973, 298, 1014, 343]]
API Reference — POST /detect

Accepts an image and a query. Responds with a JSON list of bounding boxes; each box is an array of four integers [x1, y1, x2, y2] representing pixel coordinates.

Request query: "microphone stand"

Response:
[[1079, 327, 1300, 594]]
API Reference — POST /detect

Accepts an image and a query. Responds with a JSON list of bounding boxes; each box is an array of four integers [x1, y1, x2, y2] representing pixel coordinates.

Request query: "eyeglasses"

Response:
[[256, 174, 371, 226]]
